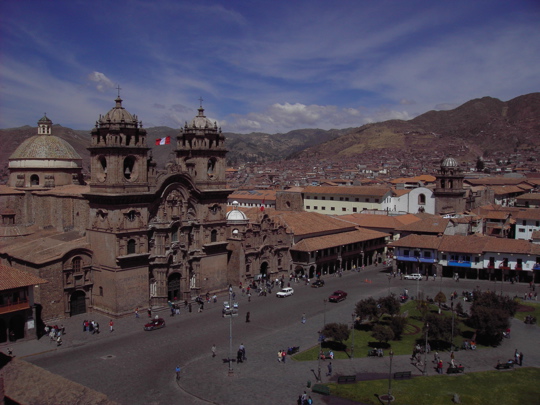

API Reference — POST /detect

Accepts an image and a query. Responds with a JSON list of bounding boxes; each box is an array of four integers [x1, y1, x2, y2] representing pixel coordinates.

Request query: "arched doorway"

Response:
[[30, 174, 39, 186], [168, 273, 181, 301], [260, 262, 269, 278], [9, 315, 25, 341], [0, 319, 7, 343], [70, 290, 86, 316]]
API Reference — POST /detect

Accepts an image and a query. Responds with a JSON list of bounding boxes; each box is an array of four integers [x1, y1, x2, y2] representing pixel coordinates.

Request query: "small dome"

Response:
[[188, 106, 214, 129], [100, 97, 138, 125], [441, 156, 458, 168], [227, 201, 248, 223], [38, 115, 52, 125], [9, 135, 82, 163]]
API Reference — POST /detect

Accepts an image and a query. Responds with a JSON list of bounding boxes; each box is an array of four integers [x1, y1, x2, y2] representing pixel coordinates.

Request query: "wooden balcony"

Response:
[[0, 300, 29, 315]]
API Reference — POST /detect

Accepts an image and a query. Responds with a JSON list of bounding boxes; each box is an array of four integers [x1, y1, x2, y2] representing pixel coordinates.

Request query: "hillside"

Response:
[[1, 92, 538, 183]]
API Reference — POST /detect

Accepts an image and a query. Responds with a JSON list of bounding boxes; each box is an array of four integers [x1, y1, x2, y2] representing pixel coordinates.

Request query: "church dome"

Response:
[[227, 201, 248, 223], [441, 156, 458, 169], [187, 106, 215, 129], [10, 135, 81, 164], [99, 97, 138, 127]]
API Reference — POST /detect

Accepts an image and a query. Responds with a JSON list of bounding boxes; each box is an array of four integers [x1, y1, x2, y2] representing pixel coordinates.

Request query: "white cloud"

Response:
[[87, 72, 115, 93]]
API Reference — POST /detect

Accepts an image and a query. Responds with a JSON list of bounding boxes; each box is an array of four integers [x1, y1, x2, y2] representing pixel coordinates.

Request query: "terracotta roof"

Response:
[[337, 213, 420, 230], [465, 177, 529, 186], [482, 237, 534, 254], [292, 229, 389, 252], [0, 185, 25, 195], [228, 189, 277, 201], [396, 217, 450, 233], [389, 234, 442, 250], [490, 185, 525, 195], [514, 209, 540, 220], [437, 235, 489, 254], [516, 193, 540, 201], [0, 265, 48, 290]]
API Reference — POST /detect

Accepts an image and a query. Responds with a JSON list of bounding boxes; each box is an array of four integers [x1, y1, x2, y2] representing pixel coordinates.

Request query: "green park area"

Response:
[[327, 367, 540, 405]]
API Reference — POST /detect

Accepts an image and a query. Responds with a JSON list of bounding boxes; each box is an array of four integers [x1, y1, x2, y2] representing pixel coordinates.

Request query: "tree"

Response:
[[372, 324, 395, 344], [321, 323, 350, 345], [476, 157, 485, 171], [434, 291, 447, 309], [425, 313, 453, 342], [468, 307, 509, 346], [389, 315, 408, 340], [355, 297, 378, 321], [377, 294, 401, 318]]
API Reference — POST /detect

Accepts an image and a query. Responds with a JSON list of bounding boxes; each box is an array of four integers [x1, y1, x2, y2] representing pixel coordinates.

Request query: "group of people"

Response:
[[44, 324, 64, 346], [298, 391, 313, 404], [82, 319, 100, 334]]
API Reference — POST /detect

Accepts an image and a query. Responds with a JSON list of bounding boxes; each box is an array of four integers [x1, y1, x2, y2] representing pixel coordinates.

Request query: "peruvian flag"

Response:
[[260, 198, 265, 211], [155, 136, 171, 146]]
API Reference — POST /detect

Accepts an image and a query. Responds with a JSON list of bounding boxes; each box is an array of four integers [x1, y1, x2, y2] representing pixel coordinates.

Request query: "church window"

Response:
[[418, 194, 426, 205], [72, 257, 82, 272], [127, 239, 136, 254], [30, 174, 39, 186], [211, 229, 218, 243], [171, 225, 179, 242], [99, 287, 103, 296], [127, 210, 136, 222], [207, 158, 216, 178], [123, 156, 136, 180]]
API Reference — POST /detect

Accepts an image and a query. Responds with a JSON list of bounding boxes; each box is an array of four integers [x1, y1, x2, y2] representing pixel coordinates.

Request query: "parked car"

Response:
[[328, 290, 347, 302], [276, 287, 294, 297], [311, 280, 325, 288], [404, 273, 422, 280], [144, 318, 166, 331]]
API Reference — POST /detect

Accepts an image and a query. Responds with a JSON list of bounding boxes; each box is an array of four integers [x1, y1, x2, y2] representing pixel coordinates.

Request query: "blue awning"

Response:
[[448, 261, 471, 268], [396, 256, 436, 263]]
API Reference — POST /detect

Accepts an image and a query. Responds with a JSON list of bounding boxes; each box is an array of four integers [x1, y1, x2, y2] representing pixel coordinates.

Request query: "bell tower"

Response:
[[85, 93, 152, 316], [88, 94, 150, 193], [175, 101, 227, 191]]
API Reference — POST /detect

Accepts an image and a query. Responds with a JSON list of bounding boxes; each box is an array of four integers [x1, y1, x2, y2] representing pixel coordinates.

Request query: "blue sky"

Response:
[[1, 0, 539, 133]]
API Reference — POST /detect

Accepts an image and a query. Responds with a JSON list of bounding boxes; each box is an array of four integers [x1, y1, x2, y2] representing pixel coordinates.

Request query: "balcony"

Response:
[[0, 299, 29, 315]]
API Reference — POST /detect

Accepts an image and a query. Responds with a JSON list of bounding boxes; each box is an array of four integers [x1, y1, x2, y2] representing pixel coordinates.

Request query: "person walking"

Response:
[[301, 313, 306, 324], [147, 307, 152, 318], [175, 365, 181, 380], [327, 362, 332, 376], [109, 319, 114, 332], [212, 344, 216, 358], [135, 307, 140, 318], [246, 311, 250, 323], [519, 352, 523, 366], [277, 350, 283, 363]]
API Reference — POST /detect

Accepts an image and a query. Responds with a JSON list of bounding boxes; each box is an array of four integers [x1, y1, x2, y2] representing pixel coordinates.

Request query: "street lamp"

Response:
[[351, 313, 355, 360], [317, 299, 328, 382], [423, 323, 429, 375], [387, 350, 394, 405], [450, 301, 455, 351], [228, 289, 234, 376]]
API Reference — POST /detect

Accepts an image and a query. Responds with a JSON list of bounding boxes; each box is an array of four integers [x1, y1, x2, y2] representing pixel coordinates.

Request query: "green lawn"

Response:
[[514, 300, 540, 325], [326, 367, 540, 405], [293, 300, 474, 361]]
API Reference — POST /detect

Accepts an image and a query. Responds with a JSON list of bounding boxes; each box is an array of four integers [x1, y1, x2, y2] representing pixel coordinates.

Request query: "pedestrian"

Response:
[[327, 362, 332, 376], [246, 311, 250, 323], [109, 319, 114, 332], [248, 292, 251, 302], [519, 352, 523, 366], [147, 307, 152, 318], [278, 350, 283, 362], [282, 349, 286, 363], [437, 359, 443, 374], [450, 351, 455, 361], [135, 307, 139, 318], [212, 344, 216, 358], [236, 349, 243, 363], [94, 322, 100, 334], [307, 396, 313, 405], [188, 302, 192, 312], [56, 336, 62, 346], [239, 343, 246, 361], [175, 365, 181, 380], [301, 313, 306, 324]]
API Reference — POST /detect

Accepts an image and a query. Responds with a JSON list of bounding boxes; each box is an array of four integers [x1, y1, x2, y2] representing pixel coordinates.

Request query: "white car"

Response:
[[404, 273, 422, 280], [276, 287, 294, 297]]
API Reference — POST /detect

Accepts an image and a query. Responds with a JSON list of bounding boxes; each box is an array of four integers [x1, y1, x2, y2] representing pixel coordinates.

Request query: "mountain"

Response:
[[300, 93, 540, 161], [1, 93, 538, 183]]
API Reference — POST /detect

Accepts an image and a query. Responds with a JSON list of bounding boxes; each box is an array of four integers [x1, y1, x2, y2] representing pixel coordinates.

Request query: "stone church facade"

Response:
[[0, 97, 233, 322]]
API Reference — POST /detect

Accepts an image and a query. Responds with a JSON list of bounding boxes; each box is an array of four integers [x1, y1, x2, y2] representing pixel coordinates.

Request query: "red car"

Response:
[[329, 290, 347, 302], [144, 318, 166, 331]]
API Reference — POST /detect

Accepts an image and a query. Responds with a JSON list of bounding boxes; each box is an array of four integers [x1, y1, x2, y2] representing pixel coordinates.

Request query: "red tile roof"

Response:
[[0, 265, 48, 290], [292, 229, 388, 252]]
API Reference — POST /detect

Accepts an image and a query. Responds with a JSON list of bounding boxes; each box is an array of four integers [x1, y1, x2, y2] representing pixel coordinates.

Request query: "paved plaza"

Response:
[[3, 267, 539, 405]]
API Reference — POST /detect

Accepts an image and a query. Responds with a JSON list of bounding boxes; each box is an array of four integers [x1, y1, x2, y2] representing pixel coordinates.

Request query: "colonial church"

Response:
[[0, 96, 233, 322]]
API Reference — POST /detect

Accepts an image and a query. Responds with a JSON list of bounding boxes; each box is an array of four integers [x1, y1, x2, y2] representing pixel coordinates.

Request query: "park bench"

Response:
[[446, 366, 465, 374], [496, 361, 514, 370], [394, 371, 412, 380], [311, 384, 330, 395], [337, 375, 356, 384]]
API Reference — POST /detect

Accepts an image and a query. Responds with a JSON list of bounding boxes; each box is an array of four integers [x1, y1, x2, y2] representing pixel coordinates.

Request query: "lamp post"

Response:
[[423, 322, 429, 375], [450, 301, 455, 351], [228, 289, 233, 376], [387, 350, 394, 405], [317, 299, 328, 382], [351, 312, 355, 360]]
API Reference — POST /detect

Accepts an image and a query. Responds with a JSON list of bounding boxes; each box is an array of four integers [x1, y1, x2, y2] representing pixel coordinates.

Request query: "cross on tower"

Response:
[[199, 96, 204, 107], [116, 85, 122, 97]]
